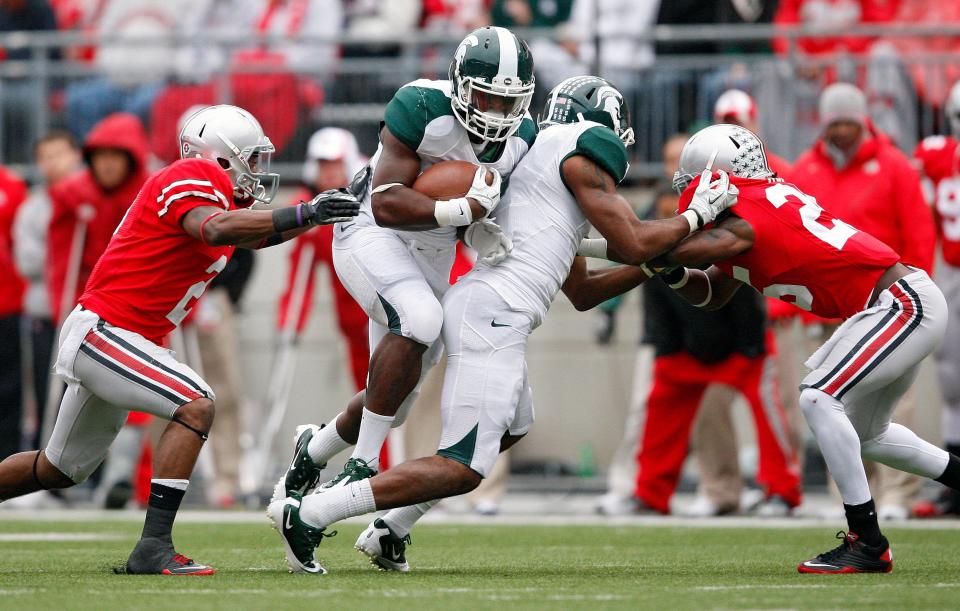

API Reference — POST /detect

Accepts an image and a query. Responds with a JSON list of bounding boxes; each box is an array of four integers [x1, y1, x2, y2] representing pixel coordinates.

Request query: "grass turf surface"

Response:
[[0, 519, 958, 610]]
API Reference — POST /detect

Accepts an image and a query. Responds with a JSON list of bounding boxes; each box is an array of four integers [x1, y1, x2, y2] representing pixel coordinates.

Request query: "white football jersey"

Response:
[[468, 120, 628, 326], [358, 79, 537, 249]]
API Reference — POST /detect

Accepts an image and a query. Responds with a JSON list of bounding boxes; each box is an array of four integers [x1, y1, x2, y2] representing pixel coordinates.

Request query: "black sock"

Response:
[[844, 499, 883, 547], [141, 481, 186, 542], [935, 453, 960, 491]]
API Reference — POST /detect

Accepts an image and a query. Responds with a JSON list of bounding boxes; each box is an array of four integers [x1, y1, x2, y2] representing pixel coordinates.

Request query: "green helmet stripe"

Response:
[[495, 27, 518, 78]]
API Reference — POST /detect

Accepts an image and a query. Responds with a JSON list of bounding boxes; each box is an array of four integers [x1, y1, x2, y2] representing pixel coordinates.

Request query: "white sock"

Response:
[[351, 407, 394, 470], [152, 478, 189, 491], [861, 423, 950, 478], [307, 414, 351, 464], [299, 479, 376, 529], [799, 388, 872, 505], [382, 499, 440, 538]]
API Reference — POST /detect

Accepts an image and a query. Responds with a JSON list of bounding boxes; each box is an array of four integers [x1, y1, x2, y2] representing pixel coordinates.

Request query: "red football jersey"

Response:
[[913, 135, 960, 265], [679, 176, 900, 320], [80, 158, 236, 343]]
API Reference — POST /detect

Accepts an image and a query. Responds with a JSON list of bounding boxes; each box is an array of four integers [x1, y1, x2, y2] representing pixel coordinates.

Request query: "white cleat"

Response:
[[355, 519, 410, 572]]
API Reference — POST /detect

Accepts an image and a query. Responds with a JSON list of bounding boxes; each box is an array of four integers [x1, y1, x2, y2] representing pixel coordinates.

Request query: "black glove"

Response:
[[272, 189, 360, 232], [346, 164, 372, 201], [304, 189, 361, 226]]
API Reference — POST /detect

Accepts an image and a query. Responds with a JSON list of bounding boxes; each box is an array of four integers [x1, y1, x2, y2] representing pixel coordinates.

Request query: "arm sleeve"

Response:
[[155, 159, 234, 227], [571, 126, 629, 185], [895, 158, 936, 273]]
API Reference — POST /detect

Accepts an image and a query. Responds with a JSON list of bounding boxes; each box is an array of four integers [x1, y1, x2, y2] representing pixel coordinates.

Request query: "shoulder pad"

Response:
[[384, 85, 454, 152], [569, 125, 629, 184]]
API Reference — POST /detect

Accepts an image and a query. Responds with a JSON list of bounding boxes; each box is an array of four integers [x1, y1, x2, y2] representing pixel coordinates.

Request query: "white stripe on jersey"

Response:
[[158, 190, 228, 217], [156, 179, 215, 201], [497, 28, 518, 78]]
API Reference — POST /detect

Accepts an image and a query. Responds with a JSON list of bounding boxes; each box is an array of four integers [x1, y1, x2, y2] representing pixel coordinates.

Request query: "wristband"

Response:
[[198, 212, 223, 246], [273, 204, 308, 232], [681, 209, 703, 234], [577, 238, 608, 259], [694, 274, 713, 307], [665, 267, 690, 289], [434, 198, 473, 227], [640, 263, 655, 278]]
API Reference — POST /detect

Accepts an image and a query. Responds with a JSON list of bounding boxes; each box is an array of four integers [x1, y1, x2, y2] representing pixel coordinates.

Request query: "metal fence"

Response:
[[0, 24, 958, 180]]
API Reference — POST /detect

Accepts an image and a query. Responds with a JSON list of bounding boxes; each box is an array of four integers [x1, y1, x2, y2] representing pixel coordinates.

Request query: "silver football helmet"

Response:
[[179, 104, 279, 205], [673, 123, 773, 193], [946, 81, 960, 136]]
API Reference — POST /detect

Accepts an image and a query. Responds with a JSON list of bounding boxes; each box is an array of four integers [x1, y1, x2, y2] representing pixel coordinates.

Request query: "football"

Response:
[[412, 160, 493, 200]]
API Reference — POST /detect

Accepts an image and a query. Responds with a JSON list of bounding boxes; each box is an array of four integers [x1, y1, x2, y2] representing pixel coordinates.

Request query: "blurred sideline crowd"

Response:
[[1, 0, 960, 518], [0, 1, 959, 165]]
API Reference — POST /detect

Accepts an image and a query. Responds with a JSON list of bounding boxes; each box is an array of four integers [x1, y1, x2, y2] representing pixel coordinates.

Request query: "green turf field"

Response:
[[0, 519, 958, 610]]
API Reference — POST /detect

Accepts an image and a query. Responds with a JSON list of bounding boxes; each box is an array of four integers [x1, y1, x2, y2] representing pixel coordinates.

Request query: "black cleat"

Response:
[[798, 531, 892, 574], [123, 537, 215, 575]]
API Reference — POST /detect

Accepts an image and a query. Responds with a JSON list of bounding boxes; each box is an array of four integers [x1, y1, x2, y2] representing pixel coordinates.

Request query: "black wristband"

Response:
[[272, 204, 308, 232], [658, 267, 685, 285]]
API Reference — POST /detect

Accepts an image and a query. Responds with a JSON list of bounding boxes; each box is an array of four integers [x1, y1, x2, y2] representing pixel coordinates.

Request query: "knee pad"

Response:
[[798, 387, 840, 421], [394, 295, 443, 346]]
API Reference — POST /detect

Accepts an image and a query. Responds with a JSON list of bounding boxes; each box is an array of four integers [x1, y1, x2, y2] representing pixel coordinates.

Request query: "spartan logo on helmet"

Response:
[[449, 26, 535, 143], [539, 76, 635, 146]]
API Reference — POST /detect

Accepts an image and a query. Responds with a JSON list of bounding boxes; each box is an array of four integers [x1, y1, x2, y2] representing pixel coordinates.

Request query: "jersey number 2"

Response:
[[165, 256, 228, 326], [741, 183, 859, 311]]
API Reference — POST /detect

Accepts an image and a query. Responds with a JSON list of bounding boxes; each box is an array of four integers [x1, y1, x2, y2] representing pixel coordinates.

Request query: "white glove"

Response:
[[684, 169, 739, 230], [465, 166, 502, 217], [464, 218, 512, 265]]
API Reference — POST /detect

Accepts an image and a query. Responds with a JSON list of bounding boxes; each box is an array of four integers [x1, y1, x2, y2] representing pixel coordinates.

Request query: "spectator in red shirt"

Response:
[[792, 83, 934, 272], [791, 82, 935, 519], [47, 113, 149, 323], [0, 165, 29, 459]]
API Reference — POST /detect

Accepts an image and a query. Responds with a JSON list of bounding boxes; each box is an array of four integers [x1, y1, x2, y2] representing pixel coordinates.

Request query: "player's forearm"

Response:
[[602, 216, 692, 266], [665, 267, 741, 311], [372, 188, 484, 230], [563, 264, 650, 311], [237, 226, 311, 250]]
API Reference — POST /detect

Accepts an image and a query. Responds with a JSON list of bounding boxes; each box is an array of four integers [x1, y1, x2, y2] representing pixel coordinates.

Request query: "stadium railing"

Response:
[[0, 24, 957, 180]]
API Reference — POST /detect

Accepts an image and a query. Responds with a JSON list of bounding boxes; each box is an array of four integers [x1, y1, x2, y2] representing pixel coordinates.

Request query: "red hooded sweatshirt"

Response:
[[47, 113, 149, 321], [0, 167, 28, 317], [790, 125, 935, 273]]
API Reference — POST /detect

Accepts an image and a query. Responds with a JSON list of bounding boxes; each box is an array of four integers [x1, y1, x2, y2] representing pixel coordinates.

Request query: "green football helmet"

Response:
[[449, 26, 535, 143], [539, 76, 635, 146]]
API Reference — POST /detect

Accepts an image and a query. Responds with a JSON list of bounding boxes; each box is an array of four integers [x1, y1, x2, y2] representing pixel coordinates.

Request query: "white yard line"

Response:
[[0, 532, 125, 542], [2, 508, 960, 530]]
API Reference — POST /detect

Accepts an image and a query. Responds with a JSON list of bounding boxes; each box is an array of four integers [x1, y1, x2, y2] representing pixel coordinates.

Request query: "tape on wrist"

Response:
[[434, 198, 473, 227], [577, 238, 608, 259], [666, 267, 690, 289], [272, 204, 306, 232], [681, 209, 702, 234], [640, 263, 655, 278]]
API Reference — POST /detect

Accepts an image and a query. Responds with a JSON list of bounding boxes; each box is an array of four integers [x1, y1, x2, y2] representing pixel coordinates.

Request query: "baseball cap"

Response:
[[713, 89, 756, 125]]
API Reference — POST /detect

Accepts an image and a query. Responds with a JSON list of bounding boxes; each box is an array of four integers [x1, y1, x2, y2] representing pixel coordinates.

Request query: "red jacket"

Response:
[[790, 126, 935, 273], [0, 167, 28, 317], [47, 113, 149, 321], [773, 0, 901, 56]]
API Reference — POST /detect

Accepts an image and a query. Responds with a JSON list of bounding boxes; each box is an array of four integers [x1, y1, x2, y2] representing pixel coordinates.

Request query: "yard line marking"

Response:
[[0, 533, 125, 542]]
